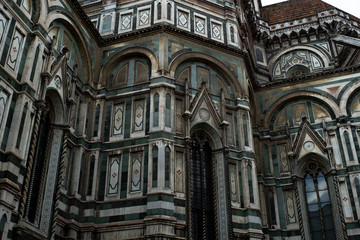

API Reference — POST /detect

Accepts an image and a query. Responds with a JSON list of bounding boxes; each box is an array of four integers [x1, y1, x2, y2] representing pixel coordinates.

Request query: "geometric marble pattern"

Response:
[[178, 10, 188, 28], [108, 157, 120, 195], [0, 12, 8, 44], [211, 22, 221, 40], [113, 104, 124, 135], [7, 29, 23, 70], [121, 14, 132, 30], [131, 153, 142, 192], [0, 89, 8, 129], [195, 17, 205, 34], [139, 9, 150, 26]]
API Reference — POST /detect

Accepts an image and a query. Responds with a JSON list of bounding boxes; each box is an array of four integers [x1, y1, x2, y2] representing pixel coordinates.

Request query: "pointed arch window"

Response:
[[78, 153, 85, 194], [230, 26, 235, 43], [157, 2, 162, 20], [190, 137, 216, 239], [304, 171, 336, 240], [165, 94, 171, 127], [85, 103, 90, 134], [165, 146, 170, 188], [344, 131, 354, 161], [93, 105, 100, 137], [243, 114, 249, 147], [0, 215, 7, 239], [238, 164, 244, 207], [167, 3, 172, 20], [87, 156, 95, 196], [247, 164, 254, 203], [355, 177, 360, 214], [16, 102, 28, 149], [26, 111, 52, 223], [153, 93, 159, 127], [152, 146, 158, 187], [269, 190, 277, 225]]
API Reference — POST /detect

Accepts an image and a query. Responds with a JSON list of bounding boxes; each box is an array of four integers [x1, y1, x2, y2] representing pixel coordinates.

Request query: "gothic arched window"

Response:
[[157, 2, 162, 20], [230, 26, 235, 43], [304, 170, 336, 240], [190, 136, 216, 239], [247, 164, 254, 203], [152, 146, 158, 187], [269, 190, 277, 225], [16, 102, 28, 149], [153, 93, 159, 127], [344, 131, 354, 161], [93, 105, 100, 137], [87, 156, 95, 196], [243, 114, 249, 147], [165, 146, 170, 188], [0, 215, 7, 239], [165, 94, 171, 127], [167, 3, 172, 20]]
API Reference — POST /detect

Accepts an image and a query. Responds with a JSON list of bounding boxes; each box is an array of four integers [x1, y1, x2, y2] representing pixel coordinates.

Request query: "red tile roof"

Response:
[[260, 0, 337, 25]]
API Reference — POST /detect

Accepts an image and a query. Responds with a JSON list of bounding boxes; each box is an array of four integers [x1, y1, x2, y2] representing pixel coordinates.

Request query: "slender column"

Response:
[[185, 138, 192, 240], [199, 145, 207, 240], [18, 100, 46, 223], [50, 131, 69, 240], [223, 147, 234, 240]]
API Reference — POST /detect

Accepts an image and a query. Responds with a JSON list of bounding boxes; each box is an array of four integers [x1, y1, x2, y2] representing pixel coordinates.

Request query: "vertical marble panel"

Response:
[[284, 190, 297, 224], [40, 129, 62, 235], [0, 12, 8, 44], [229, 163, 237, 202], [133, 100, 144, 132], [113, 104, 124, 135], [131, 152, 142, 192], [0, 90, 9, 129], [108, 157, 120, 195], [175, 151, 184, 193], [226, 113, 233, 146], [279, 145, 289, 174], [175, 99, 183, 132], [7, 29, 24, 70]]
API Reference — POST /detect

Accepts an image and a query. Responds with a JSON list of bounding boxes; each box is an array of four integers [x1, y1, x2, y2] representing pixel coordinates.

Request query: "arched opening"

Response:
[[157, 2, 162, 20], [190, 132, 216, 240], [25, 91, 63, 224], [295, 154, 345, 240], [304, 167, 335, 240], [0, 214, 7, 239]]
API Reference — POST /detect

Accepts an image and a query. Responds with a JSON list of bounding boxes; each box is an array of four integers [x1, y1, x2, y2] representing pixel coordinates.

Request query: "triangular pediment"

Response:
[[292, 118, 327, 160], [188, 84, 223, 128]]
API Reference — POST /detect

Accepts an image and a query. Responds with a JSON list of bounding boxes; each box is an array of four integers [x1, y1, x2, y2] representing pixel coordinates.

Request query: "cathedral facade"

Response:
[[0, 0, 360, 239]]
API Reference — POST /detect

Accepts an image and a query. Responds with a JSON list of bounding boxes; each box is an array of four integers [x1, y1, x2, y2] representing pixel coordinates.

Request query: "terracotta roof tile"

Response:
[[260, 0, 340, 25]]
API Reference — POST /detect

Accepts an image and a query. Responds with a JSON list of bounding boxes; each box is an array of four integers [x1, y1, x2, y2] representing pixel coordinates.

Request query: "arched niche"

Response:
[[99, 47, 159, 88], [293, 153, 346, 240], [175, 61, 236, 99], [264, 91, 339, 129], [106, 56, 151, 89], [169, 52, 242, 97], [340, 79, 360, 117], [188, 122, 230, 240], [268, 46, 330, 80], [295, 152, 331, 177], [46, 14, 93, 85], [45, 88, 65, 125]]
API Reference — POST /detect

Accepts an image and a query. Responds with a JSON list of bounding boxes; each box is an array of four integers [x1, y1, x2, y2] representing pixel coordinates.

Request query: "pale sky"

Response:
[[261, 0, 360, 18]]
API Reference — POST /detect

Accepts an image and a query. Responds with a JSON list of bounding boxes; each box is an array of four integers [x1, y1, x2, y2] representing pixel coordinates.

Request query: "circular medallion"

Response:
[[304, 141, 315, 151], [199, 108, 210, 121]]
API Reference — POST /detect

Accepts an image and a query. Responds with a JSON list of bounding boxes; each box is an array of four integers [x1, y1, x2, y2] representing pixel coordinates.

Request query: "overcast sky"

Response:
[[261, 0, 360, 18]]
